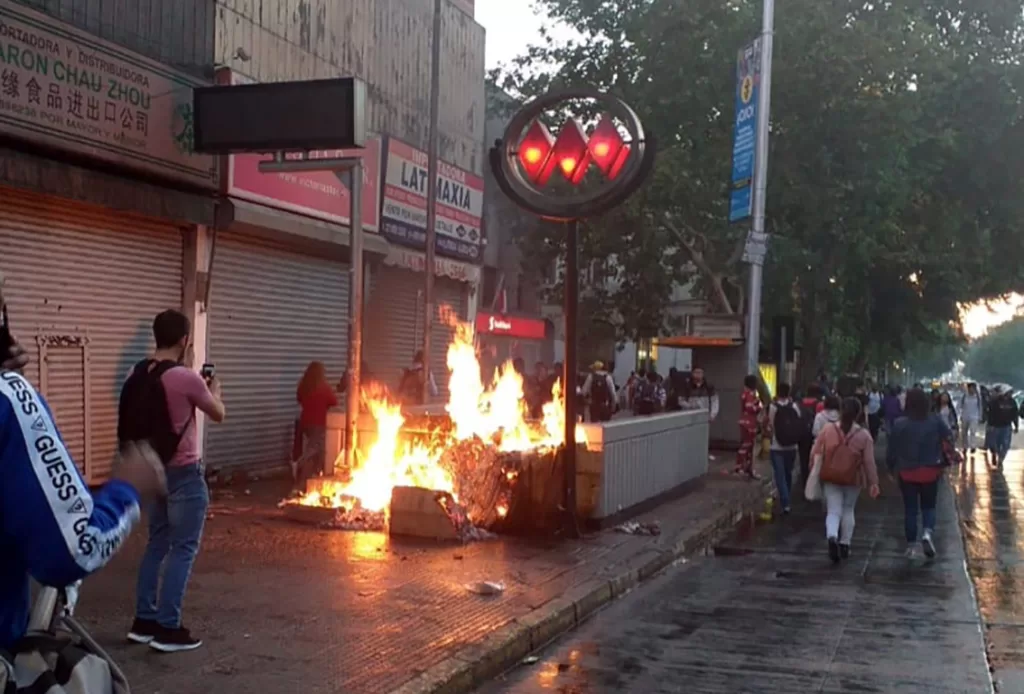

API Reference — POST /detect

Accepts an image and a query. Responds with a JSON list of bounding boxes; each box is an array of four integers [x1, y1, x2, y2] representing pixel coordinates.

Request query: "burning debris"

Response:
[[282, 317, 584, 538]]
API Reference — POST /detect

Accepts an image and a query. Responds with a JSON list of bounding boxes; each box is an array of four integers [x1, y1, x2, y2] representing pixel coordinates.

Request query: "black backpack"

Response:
[[590, 373, 613, 408], [773, 402, 804, 446], [800, 400, 818, 439], [117, 359, 191, 465], [635, 381, 659, 415]]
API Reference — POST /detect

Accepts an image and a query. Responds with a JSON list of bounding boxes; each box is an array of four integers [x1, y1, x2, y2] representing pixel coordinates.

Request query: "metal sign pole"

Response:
[[744, 0, 776, 375], [344, 160, 364, 475], [422, 0, 443, 403], [563, 218, 579, 535]]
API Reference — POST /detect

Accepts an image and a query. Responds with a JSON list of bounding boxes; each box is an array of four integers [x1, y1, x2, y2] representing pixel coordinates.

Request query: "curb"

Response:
[[388, 473, 773, 694]]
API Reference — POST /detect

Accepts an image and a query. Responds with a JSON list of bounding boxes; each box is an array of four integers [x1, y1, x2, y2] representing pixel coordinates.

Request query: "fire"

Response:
[[295, 315, 581, 523]]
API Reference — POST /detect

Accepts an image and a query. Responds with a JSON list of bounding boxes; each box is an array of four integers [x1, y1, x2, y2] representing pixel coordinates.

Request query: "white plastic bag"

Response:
[[805, 454, 823, 501]]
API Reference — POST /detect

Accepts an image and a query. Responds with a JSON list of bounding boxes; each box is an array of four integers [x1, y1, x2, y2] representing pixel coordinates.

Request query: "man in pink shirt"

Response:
[[125, 310, 225, 653]]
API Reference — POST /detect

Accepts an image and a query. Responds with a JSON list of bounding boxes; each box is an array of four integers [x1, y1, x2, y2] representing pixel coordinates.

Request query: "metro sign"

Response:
[[515, 114, 630, 187]]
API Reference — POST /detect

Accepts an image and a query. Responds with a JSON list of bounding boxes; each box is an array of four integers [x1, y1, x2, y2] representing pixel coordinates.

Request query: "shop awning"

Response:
[[217, 198, 391, 256]]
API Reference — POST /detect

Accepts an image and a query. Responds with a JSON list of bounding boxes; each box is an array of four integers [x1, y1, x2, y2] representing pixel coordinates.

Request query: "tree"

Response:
[[496, 0, 1024, 380]]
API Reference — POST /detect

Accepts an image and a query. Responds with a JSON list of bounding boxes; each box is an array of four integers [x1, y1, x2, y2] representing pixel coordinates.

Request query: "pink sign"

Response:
[[228, 139, 381, 232], [219, 69, 380, 232]]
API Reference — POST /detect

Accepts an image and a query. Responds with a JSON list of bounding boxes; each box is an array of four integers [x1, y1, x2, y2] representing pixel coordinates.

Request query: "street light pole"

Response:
[[422, 0, 442, 402], [744, 0, 776, 374]]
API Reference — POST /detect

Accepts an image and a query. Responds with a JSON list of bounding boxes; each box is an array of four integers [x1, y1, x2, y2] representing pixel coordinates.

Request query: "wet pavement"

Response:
[[481, 449, 994, 693], [951, 434, 1024, 693], [67, 458, 768, 694]]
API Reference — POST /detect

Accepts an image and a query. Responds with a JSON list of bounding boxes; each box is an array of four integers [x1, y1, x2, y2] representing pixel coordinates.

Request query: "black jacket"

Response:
[[988, 397, 1020, 429]]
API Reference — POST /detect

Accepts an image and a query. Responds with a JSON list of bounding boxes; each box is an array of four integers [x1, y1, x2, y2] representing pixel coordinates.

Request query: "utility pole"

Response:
[[744, 0, 775, 374], [422, 0, 442, 402]]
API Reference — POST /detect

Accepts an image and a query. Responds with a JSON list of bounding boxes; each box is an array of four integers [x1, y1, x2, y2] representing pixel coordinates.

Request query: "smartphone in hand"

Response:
[[200, 363, 216, 382]]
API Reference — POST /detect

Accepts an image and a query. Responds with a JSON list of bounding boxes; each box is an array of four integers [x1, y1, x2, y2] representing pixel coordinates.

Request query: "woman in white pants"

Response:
[[812, 398, 880, 563]]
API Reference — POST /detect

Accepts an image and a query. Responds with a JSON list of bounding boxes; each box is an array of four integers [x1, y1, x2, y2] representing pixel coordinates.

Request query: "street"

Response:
[[480, 441, 1024, 693], [67, 458, 771, 694]]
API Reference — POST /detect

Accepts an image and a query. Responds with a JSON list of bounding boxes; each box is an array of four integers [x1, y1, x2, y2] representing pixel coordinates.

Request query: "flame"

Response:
[[295, 315, 585, 520]]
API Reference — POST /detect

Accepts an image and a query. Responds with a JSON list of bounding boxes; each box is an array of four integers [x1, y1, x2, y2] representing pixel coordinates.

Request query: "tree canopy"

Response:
[[495, 0, 1024, 380]]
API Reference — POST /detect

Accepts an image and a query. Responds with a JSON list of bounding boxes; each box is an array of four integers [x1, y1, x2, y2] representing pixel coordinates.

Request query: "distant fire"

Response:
[[292, 316, 581, 530]]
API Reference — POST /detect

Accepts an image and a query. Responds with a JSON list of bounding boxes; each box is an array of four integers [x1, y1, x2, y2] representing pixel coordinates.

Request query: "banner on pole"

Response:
[[729, 39, 762, 223]]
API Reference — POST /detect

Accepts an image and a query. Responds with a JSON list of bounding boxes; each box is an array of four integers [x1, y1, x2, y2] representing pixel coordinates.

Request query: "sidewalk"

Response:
[[483, 447, 995, 693], [72, 456, 771, 694]]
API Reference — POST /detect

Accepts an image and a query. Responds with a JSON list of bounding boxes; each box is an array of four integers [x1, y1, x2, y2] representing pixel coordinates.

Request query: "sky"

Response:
[[960, 294, 1024, 339], [476, 0, 575, 69]]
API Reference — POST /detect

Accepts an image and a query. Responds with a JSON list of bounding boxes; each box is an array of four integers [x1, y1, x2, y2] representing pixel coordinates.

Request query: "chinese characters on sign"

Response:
[[0, 1, 216, 188], [729, 38, 761, 223], [381, 137, 485, 263]]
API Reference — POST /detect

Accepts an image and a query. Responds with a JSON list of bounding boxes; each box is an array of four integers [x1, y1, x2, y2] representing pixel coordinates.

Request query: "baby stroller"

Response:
[[1, 584, 130, 693]]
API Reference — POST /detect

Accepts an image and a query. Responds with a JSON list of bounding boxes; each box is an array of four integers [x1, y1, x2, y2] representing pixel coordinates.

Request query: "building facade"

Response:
[[0, 0, 486, 481], [0, 0, 217, 483], [206, 0, 486, 475]]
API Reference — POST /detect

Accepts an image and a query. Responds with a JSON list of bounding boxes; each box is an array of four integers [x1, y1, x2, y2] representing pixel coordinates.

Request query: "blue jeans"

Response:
[[770, 449, 797, 508], [987, 425, 1013, 464], [898, 477, 938, 543], [135, 464, 209, 628]]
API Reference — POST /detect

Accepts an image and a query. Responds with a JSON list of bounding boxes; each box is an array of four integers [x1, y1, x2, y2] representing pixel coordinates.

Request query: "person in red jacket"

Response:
[[735, 374, 763, 479]]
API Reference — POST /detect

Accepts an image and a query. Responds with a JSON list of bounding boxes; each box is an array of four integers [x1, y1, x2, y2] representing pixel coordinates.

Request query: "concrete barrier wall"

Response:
[[578, 411, 710, 519]]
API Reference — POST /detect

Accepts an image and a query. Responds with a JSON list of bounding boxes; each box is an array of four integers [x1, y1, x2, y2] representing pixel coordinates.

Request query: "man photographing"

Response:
[[0, 272, 166, 652], [120, 309, 225, 653]]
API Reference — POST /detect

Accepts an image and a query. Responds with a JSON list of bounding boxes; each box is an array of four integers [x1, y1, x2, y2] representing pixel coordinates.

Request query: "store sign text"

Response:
[[0, 2, 217, 188]]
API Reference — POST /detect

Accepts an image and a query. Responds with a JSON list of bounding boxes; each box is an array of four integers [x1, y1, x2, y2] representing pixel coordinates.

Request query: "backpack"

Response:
[[635, 381, 658, 415], [590, 374, 613, 408], [117, 359, 191, 466], [819, 424, 864, 486], [800, 400, 818, 439], [773, 402, 804, 446]]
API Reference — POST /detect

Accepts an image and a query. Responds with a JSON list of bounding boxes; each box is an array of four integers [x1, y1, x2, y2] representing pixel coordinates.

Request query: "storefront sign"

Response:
[[475, 312, 547, 340], [383, 245, 481, 284], [222, 70, 380, 231], [0, 1, 217, 188], [381, 137, 484, 263]]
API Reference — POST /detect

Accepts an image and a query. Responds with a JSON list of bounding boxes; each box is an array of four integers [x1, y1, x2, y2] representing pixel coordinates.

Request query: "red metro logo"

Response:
[[515, 114, 631, 187]]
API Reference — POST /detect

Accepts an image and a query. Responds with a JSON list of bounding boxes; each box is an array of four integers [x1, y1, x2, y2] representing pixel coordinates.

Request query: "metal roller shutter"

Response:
[[364, 265, 466, 402], [0, 187, 183, 483], [206, 232, 350, 474]]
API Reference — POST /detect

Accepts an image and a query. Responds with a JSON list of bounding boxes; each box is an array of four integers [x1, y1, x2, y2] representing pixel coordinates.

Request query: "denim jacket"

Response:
[[885, 414, 951, 473]]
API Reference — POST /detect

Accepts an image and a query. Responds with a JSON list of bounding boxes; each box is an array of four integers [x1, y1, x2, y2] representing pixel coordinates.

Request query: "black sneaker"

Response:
[[828, 538, 840, 564], [149, 626, 202, 653], [126, 618, 161, 644], [839, 543, 851, 560]]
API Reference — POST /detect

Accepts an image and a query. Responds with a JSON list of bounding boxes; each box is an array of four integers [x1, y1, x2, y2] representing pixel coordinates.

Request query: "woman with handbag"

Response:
[[812, 397, 880, 563], [886, 388, 955, 560]]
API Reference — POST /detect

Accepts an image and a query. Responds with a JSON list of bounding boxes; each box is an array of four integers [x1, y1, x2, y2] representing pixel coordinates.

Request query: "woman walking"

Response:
[[886, 388, 953, 559], [813, 397, 880, 563], [734, 374, 763, 479], [934, 391, 958, 434]]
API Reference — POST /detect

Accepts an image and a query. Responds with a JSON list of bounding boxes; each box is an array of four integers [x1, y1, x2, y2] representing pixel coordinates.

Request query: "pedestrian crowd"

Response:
[[747, 375, 1019, 564]]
